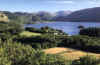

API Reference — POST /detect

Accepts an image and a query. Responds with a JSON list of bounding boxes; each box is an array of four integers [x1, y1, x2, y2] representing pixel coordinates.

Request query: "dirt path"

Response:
[[43, 47, 100, 60]]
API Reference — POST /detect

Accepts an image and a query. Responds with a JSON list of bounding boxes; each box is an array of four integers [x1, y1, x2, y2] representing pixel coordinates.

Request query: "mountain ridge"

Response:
[[65, 7, 100, 22]]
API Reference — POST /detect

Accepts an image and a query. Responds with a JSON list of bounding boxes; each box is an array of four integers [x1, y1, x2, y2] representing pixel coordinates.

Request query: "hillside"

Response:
[[1, 7, 100, 22], [0, 10, 73, 23], [65, 7, 100, 22], [53, 11, 72, 21], [0, 11, 55, 24], [55, 11, 72, 16]]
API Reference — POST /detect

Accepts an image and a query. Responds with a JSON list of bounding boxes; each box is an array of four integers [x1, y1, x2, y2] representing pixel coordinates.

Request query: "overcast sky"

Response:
[[0, 0, 100, 12]]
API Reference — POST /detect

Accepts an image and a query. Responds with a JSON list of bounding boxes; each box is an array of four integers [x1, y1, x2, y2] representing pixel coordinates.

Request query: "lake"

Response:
[[25, 21, 100, 35]]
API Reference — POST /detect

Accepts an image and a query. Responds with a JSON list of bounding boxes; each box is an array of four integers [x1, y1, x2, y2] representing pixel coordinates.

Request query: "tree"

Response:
[[78, 25, 84, 30], [0, 21, 24, 40], [79, 27, 100, 37], [7, 21, 24, 35]]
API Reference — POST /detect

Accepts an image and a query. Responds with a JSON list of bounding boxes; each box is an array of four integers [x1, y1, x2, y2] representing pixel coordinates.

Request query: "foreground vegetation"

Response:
[[0, 40, 68, 65], [0, 40, 100, 65], [0, 21, 100, 65]]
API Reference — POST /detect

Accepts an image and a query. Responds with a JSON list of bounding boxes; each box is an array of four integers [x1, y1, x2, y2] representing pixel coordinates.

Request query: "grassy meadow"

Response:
[[20, 31, 41, 37]]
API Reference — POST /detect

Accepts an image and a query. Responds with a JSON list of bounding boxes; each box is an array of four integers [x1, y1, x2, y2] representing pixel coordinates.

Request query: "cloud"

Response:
[[88, 1, 100, 5], [46, 1, 75, 4]]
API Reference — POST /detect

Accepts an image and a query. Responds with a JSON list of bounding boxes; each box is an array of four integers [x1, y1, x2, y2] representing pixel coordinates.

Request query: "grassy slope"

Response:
[[20, 31, 41, 37], [43, 47, 100, 60]]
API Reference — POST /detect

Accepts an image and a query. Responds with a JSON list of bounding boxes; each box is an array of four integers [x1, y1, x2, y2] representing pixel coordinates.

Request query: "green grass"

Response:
[[20, 31, 41, 37]]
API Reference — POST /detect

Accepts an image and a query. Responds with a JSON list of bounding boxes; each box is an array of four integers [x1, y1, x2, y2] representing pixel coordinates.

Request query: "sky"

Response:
[[0, 0, 100, 13]]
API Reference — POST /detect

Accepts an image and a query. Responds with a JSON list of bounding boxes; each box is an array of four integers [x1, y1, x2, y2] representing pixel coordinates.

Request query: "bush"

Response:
[[0, 40, 36, 65], [44, 54, 68, 65], [0, 57, 11, 65], [72, 55, 100, 65]]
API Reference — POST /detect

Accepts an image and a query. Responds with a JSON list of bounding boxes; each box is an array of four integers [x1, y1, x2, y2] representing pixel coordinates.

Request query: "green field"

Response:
[[20, 31, 41, 37]]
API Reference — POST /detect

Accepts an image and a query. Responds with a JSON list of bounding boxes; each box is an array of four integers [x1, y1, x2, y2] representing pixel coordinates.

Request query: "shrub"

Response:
[[44, 54, 67, 65], [0, 40, 36, 65], [72, 55, 100, 65], [14, 34, 58, 49], [0, 57, 11, 65]]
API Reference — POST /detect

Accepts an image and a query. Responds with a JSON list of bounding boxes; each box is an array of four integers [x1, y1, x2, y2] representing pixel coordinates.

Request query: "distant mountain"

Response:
[[0, 11, 53, 24], [65, 7, 100, 22], [1, 11, 39, 24], [53, 11, 72, 21], [36, 11, 54, 21], [56, 11, 72, 17], [3, 7, 100, 23]]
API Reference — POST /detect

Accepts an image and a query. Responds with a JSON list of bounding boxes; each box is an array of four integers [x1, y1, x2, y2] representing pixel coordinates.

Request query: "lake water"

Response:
[[25, 22, 100, 35]]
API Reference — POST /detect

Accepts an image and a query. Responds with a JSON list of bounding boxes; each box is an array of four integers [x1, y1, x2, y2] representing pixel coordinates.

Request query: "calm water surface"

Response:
[[25, 21, 100, 35]]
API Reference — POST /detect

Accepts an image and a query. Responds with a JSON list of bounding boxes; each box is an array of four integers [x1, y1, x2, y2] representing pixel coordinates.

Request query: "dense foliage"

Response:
[[25, 26, 66, 35], [14, 34, 66, 49], [0, 22, 24, 40], [79, 27, 100, 37], [72, 55, 100, 65], [59, 35, 100, 53], [0, 22, 24, 34], [0, 39, 100, 65], [0, 39, 67, 65], [13, 26, 67, 49], [15, 26, 100, 53]]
